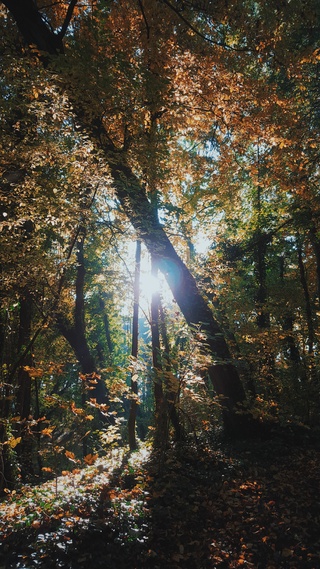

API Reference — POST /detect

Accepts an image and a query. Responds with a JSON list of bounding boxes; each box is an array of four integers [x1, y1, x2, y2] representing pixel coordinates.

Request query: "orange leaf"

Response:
[[84, 453, 98, 465], [23, 366, 43, 378], [41, 427, 55, 437], [65, 450, 78, 463]]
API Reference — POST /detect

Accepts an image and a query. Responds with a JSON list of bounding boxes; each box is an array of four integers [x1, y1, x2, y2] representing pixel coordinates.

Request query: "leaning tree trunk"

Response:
[[2, 0, 247, 433], [109, 158, 246, 430]]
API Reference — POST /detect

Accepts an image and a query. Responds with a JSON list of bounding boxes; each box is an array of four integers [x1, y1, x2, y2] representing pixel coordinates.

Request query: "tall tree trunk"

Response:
[[282, 313, 301, 364], [56, 228, 106, 405], [0, 309, 15, 494], [297, 246, 315, 355], [254, 151, 270, 330], [16, 290, 34, 480], [3, 1, 248, 433], [158, 290, 183, 441], [56, 228, 109, 455], [150, 254, 182, 443], [255, 232, 269, 329], [98, 295, 114, 361], [279, 255, 301, 364], [309, 224, 320, 310], [150, 256, 167, 448], [297, 244, 318, 421], [280, 252, 313, 423], [128, 240, 141, 451], [16, 292, 32, 421], [15, 222, 35, 423]]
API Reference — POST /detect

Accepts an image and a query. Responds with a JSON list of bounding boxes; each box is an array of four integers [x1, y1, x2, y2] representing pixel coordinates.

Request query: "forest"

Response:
[[0, 0, 320, 567]]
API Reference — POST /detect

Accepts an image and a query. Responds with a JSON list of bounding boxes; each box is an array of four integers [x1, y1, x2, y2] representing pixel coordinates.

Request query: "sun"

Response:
[[139, 265, 173, 311], [126, 240, 173, 311], [140, 270, 161, 301]]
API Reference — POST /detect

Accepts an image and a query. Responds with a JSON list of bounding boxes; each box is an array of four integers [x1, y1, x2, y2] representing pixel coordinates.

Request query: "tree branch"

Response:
[[2, 0, 64, 55], [57, 0, 78, 40], [137, 0, 150, 39], [161, 0, 249, 51]]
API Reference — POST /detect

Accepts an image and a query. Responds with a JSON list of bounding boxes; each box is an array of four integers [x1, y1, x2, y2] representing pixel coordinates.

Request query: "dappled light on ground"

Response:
[[1, 437, 320, 568]]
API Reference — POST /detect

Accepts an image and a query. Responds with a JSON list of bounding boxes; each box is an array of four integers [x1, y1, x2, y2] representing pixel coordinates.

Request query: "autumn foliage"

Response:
[[0, 0, 320, 564]]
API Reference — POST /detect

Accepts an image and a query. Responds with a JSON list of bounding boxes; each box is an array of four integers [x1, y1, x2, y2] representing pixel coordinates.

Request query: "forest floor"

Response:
[[1, 429, 320, 569]]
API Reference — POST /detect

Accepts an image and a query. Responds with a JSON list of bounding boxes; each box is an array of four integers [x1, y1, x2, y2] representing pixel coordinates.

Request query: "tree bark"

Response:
[[309, 224, 320, 310], [16, 290, 35, 480], [56, 228, 107, 404], [16, 292, 32, 421], [98, 296, 114, 360], [150, 257, 167, 448], [151, 255, 182, 443], [297, 246, 315, 355], [128, 240, 141, 451], [2, 0, 64, 56], [0, 310, 16, 493]]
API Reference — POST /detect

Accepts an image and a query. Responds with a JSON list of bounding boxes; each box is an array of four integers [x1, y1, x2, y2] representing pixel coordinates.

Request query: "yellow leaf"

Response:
[[7, 436, 21, 449]]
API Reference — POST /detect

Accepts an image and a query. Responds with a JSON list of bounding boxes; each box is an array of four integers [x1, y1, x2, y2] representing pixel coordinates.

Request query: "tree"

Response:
[[1, 0, 319, 442], [1, 0, 251, 432], [0, 30, 131, 486]]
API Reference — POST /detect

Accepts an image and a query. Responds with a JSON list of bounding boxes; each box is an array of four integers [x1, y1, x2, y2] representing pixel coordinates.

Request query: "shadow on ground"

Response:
[[2, 432, 320, 568]]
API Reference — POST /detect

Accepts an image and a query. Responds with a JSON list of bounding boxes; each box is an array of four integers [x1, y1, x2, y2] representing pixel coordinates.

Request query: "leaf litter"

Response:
[[0, 435, 320, 568]]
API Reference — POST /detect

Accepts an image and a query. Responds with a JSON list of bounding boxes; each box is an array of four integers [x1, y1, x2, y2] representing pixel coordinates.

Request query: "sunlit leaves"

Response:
[[41, 427, 55, 438], [5, 436, 21, 449], [1, 0, 320, 497], [23, 366, 43, 378]]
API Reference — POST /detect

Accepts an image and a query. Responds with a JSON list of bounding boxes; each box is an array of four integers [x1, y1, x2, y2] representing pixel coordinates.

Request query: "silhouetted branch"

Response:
[[58, 0, 78, 40]]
